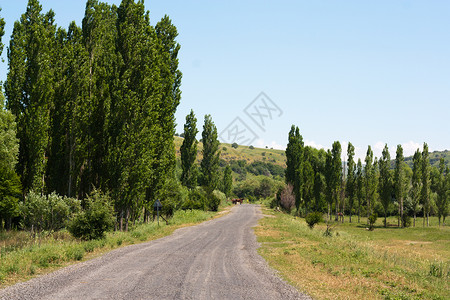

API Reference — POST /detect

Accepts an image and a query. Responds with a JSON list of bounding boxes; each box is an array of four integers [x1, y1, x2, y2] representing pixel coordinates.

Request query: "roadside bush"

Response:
[[280, 184, 295, 213], [305, 212, 323, 229], [208, 190, 223, 211], [183, 188, 207, 210], [68, 190, 114, 240], [21, 191, 80, 232], [212, 190, 226, 206], [159, 178, 187, 218]]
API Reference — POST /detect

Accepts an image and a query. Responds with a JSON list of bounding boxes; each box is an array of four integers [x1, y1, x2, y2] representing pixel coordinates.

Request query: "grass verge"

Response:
[[254, 207, 449, 300], [0, 207, 229, 288]]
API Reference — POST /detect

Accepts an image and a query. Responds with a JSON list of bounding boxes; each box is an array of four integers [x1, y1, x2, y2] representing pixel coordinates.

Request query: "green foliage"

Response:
[[200, 115, 220, 194], [231, 142, 238, 149], [249, 145, 254, 149], [0, 97, 21, 228], [346, 143, 356, 222], [285, 125, 304, 211], [21, 191, 80, 232], [378, 144, 392, 227], [421, 143, 431, 225], [0, 8, 4, 56], [222, 165, 233, 197], [183, 188, 207, 210], [394, 145, 406, 227], [305, 212, 323, 229], [180, 110, 199, 189], [68, 190, 114, 240], [402, 214, 412, 228], [5, 0, 56, 193], [368, 213, 377, 231]]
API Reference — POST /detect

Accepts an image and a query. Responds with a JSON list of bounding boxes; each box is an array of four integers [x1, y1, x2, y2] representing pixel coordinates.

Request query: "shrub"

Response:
[[208, 190, 223, 211], [68, 190, 114, 240], [402, 214, 412, 228], [231, 143, 238, 149], [21, 191, 80, 232], [183, 188, 207, 210], [222, 147, 227, 151], [368, 213, 377, 231], [305, 212, 323, 229], [280, 184, 295, 213], [249, 145, 254, 149]]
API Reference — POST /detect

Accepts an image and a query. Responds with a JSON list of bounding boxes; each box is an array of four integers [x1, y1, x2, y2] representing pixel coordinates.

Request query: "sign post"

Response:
[[153, 199, 162, 225]]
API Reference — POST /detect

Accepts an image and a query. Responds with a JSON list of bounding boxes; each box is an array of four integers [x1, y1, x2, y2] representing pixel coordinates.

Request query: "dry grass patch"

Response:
[[256, 208, 449, 300]]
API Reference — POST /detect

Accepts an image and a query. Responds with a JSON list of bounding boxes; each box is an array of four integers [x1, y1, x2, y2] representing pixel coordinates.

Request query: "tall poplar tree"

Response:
[[222, 165, 233, 198], [364, 146, 376, 220], [410, 149, 422, 227], [80, 0, 118, 198], [154, 15, 182, 199], [5, 0, 57, 193], [394, 145, 405, 227], [302, 147, 314, 214], [421, 143, 431, 227], [331, 141, 342, 221], [346, 142, 356, 222], [285, 125, 303, 213], [378, 144, 392, 227], [180, 110, 198, 189], [434, 158, 448, 226], [0, 91, 21, 229], [200, 115, 220, 196], [324, 150, 333, 220], [356, 158, 363, 223], [47, 22, 89, 197]]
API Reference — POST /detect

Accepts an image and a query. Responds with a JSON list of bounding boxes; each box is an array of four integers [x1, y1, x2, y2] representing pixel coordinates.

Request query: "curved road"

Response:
[[0, 204, 309, 300]]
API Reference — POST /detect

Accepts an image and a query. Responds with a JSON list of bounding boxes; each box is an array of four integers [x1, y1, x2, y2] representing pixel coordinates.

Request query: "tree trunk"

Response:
[[335, 194, 339, 221], [400, 197, 404, 228], [119, 211, 123, 231], [327, 203, 330, 221], [413, 213, 416, 227], [125, 208, 130, 232], [358, 203, 360, 223]]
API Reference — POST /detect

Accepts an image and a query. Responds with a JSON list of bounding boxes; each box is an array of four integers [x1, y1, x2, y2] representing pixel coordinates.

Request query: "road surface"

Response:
[[0, 204, 310, 300]]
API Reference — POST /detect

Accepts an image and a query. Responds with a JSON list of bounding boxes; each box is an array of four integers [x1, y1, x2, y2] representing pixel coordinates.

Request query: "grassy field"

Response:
[[174, 136, 286, 167], [0, 207, 231, 288], [255, 207, 449, 300]]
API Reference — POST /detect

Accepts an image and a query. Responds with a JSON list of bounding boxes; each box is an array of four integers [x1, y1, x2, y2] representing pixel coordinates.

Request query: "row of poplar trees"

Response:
[[3, 0, 182, 225], [285, 125, 449, 227]]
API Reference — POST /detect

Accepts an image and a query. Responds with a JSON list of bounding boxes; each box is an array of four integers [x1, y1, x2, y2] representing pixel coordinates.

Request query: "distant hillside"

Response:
[[174, 136, 450, 171], [174, 136, 286, 167], [404, 149, 450, 169]]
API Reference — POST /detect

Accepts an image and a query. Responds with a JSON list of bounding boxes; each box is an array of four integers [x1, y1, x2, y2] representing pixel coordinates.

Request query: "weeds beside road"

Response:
[[255, 207, 449, 299]]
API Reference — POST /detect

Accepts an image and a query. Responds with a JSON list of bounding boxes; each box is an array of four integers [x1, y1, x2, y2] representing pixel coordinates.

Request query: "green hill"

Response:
[[174, 136, 286, 167], [404, 149, 450, 169]]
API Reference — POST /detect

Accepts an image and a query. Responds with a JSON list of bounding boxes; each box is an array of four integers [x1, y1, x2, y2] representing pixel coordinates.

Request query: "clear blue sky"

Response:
[[1, 0, 449, 161]]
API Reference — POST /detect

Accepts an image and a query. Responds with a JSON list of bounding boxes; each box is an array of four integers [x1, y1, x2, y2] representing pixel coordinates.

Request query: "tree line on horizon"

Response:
[[0, 0, 185, 231], [284, 125, 449, 227]]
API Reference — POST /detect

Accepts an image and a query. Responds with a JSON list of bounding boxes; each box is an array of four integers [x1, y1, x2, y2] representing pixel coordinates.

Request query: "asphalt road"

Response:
[[0, 204, 310, 300]]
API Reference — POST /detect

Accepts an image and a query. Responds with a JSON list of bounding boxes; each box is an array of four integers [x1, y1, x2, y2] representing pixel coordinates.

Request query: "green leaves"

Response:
[[200, 115, 220, 196], [181, 110, 199, 189]]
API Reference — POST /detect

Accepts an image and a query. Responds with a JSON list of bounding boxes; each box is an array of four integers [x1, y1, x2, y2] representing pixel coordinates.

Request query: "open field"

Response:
[[0, 207, 231, 288], [174, 136, 287, 167], [254, 207, 449, 300]]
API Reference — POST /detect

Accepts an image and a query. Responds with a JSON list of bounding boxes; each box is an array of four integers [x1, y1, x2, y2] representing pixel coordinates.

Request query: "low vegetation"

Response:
[[255, 206, 449, 300]]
